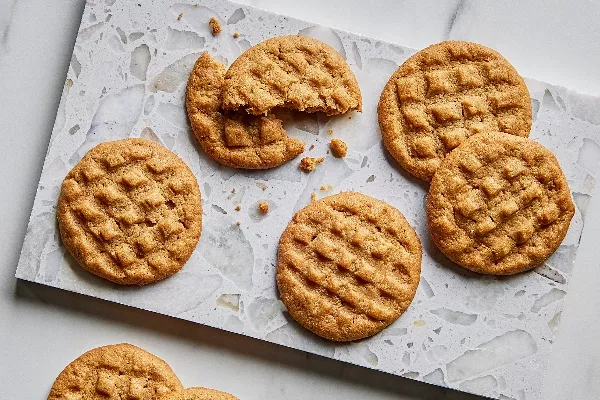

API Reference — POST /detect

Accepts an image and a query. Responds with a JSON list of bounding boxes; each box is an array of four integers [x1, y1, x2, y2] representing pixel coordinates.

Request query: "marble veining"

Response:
[[14, 1, 600, 399]]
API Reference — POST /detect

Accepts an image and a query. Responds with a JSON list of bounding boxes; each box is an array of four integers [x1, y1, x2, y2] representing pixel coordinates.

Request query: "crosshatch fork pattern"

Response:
[[277, 192, 422, 342], [427, 132, 575, 275], [57, 139, 202, 285], [378, 41, 532, 181]]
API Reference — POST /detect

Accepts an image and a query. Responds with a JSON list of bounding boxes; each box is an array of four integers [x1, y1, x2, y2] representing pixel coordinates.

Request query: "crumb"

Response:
[[256, 182, 267, 191], [311, 193, 317, 201], [231, 188, 236, 193], [330, 138, 348, 158], [299, 157, 324, 173], [177, 12, 183, 20], [233, 32, 239, 38], [236, 221, 241, 226], [65, 79, 73, 88], [320, 185, 332, 191], [209, 17, 221, 35], [194, 3, 199, 6], [235, 205, 241, 211], [258, 201, 269, 214], [327, 129, 333, 135], [309, 144, 315, 150], [348, 116, 352, 119]]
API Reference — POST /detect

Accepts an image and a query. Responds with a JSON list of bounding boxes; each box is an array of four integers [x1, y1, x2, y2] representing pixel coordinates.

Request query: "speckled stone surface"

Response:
[[14, 1, 600, 399]]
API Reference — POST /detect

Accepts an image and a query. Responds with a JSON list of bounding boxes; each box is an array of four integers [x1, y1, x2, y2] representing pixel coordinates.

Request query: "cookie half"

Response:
[[277, 192, 422, 342], [427, 132, 575, 275], [222, 35, 362, 116], [378, 41, 532, 181], [166, 387, 238, 400], [57, 138, 202, 285], [48, 344, 183, 399], [186, 52, 304, 169]]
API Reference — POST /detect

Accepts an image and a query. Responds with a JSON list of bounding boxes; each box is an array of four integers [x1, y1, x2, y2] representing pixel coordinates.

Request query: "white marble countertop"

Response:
[[1, 1, 600, 399]]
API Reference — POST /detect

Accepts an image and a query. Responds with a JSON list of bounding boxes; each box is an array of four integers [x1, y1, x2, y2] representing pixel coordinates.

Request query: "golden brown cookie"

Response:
[[186, 52, 304, 169], [378, 41, 532, 181], [277, 192, 422, 341], [427, 132, 575, 275], [57, 138, 202, 285], [166, 387, 238, 400], [222, 36, 362, 116], [48, 344, 183, 400]]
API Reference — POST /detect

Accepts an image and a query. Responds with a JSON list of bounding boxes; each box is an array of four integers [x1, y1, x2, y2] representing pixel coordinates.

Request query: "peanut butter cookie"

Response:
[[166, 387, 238, 400], [222, 36, 362, 116], [277, 192, 422, 341], [378, 41, 532, 181], [57, 138, 202, 285], [186, 53, 304, 169], [48, 344, 183, 400], [427, 132, 574, 275]]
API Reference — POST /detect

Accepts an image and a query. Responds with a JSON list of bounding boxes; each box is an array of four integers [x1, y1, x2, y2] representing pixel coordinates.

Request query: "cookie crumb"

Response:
[[65, 79, 73, 88], [194, 3, 199, 6], [231, 188, 236, 193], [258, 201, 269, 214], [235, 205, 241, 211], [327, 129, 333, 135], [320, 185, 332, 191], [256, 182, 267, 191], [330, 138, 348, 158], [299, 157, 324, 173], [309, 144, 315, 150], [236, 221, 241, 226], [209, 17, 221, 35], [233, 32, 240, 38], [177, 12, 183, 20], [311, 193, 317, 201]]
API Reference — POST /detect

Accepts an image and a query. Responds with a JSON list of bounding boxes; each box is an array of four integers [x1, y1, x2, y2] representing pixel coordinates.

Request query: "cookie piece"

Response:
[[427, 132, 574, 275], [330, 138, 347, 157], [222, 36, 362, 116], [298, 157, 324, 172], [277, 192, 422, 341], [57, 138, 202, 285], [186, 53, 304, 169], [48, 344, 183, 400], [378, 41, 532, 181], [166, 387, 238, 400]]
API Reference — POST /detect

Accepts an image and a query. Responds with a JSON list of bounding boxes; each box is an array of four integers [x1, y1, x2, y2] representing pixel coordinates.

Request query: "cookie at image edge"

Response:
[[426, 132, 575, 275], [166, 387, 239, 400], [57, 138, 202, 285], [277, 192, 422, 342], [186, 52, 305, 169], [222, 35, 362, 116], [378, 40, 532, 181], [48, 343, 183, 400]]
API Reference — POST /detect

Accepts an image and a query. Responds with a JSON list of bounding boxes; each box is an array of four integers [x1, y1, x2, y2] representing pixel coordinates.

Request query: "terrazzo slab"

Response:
[[15, 0, 600, 398]]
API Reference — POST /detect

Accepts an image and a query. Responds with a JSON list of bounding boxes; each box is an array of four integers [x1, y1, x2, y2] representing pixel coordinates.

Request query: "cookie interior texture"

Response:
[[166, 387, 239, 400], [277, 192, 422, 341], [186, 52, 305, 169], [222, 35, 362, 116], [427, 132, 574, 275], [378, 40, 532, 181], [57, 138, 202, 285], [47, 343, 183, 400]]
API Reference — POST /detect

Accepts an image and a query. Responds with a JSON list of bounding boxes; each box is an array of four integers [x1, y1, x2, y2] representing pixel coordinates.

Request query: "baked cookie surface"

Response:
[[277, 192, 422, 342], [166, 387, 238, 400], [186, 52, 304, 169], [48, 344, 183, 400], [57, 138, 202, 285], [427, 132, 575, 275], [378, 41, 532, 181], [222, 36, 362, 116]]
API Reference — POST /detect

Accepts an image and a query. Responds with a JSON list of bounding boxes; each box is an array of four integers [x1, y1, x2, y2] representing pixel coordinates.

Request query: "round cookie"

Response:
[[166, 387, 238, 400], [378, 41, 532, 181], [57, 138, 202, 285], [277, 192, 422, 342], [186, 52, 305, 169], [48, 343, 183, 400], [222, 36, 362, 116], [427, 132, 575, 275]]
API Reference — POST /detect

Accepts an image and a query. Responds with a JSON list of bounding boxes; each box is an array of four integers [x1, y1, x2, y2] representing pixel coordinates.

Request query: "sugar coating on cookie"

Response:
[[186, 53, 304, 169], [378, 41, 532, 181], [48, 344, 183, 399], [165, 387, 239, 400], [57, 138, 202, 285], [277, 192, 422, 341], [427, 132, 574, 275], [222, 36, 362, 116]]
